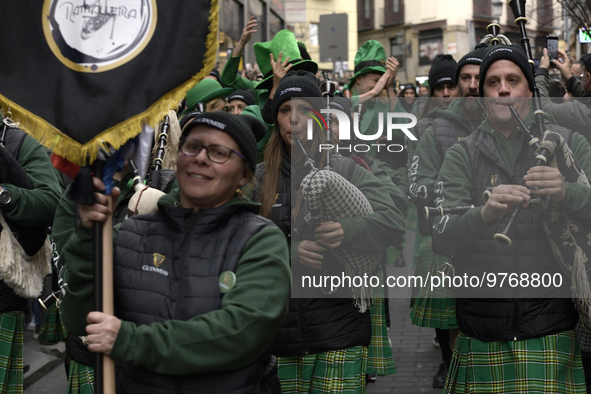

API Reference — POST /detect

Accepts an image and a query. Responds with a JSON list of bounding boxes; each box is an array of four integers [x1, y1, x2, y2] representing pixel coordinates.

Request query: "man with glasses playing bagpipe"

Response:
[[432, 43, 591, 393]]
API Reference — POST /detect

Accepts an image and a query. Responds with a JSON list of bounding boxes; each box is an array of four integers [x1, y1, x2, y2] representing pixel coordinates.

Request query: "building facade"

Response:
[[217, 0, 285, 74], [357, 0, 559, 86]]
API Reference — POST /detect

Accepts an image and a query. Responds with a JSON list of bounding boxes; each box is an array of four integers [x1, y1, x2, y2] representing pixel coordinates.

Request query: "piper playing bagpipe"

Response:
[[255, 70, 405, 392], [430, 2, 591, 390]]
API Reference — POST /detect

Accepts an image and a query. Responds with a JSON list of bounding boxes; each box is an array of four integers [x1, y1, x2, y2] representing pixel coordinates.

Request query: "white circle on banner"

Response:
[[42, 0, 157, 73]]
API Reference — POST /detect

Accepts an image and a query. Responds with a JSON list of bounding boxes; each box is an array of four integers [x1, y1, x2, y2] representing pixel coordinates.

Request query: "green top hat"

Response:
[[348, 40, 387, 88], [253, 30, 318, 91], [182, 79, 232, 115]]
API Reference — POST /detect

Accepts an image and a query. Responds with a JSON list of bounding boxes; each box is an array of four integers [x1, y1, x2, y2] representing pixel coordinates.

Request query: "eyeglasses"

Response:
[[179, 137, 246, 164]]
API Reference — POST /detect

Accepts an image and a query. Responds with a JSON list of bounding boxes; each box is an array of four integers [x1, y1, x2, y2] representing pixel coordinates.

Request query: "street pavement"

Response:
[[366, 230, 445, 393], [24, 230, 445, 393]]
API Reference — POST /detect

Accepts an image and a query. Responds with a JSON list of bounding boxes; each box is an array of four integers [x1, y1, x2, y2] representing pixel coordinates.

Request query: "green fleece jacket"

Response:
[[1, 133, 61, 227], [53, 178, 130, 262], [220, 56, 268, 108], [409, 99, 482, 207], [60, 191, 291, 374], [432, 110, 591, 251], [369, 158, 409, 212]]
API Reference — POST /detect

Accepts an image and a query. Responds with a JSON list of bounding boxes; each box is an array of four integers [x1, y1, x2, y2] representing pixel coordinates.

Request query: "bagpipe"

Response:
[[292, 76, 381, 312], [127, 107, 185, 217]]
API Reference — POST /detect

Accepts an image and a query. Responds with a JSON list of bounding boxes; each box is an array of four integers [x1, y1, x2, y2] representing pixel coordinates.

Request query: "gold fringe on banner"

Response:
[[0, 0, 219, 167]]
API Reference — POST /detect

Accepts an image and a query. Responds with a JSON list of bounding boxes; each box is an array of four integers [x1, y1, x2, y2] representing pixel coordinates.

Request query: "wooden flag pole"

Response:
[[93, 163, 104, 394], [102, 194, 116, 393], [93, 161, 116, 394]]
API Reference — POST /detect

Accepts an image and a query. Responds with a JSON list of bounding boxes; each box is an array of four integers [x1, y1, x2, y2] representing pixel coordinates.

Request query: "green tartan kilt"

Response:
[[38, 303, 68, 343], [405, 203, 418, 232], [445, 330, 586, 393], [410, 233, 434, 300], [410, 254, 458, 329], [366, 271, 396, 376], [68, 360, 94, 394], [0, 311, 24, 394], [278, 346, 368, 393]]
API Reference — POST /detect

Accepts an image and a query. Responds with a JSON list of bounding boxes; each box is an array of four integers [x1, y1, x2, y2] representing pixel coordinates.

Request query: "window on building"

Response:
[[269, 10, 283, 38], [390, 36, 404, 68], [418, 29, 443, 66], [537, 0, 553, 27], [310, 23, 319, 46], [357, 0, 374, 31], [384, 0, 403, 25]]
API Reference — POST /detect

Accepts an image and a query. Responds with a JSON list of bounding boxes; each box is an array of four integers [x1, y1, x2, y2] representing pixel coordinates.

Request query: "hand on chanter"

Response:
[[481, 184, 530, 224], [524, 166, 566, 203], [78, 177, 120, 228], [298, 240, 324, 270], [314, 221, 344, 248], [86, 312, 121, 356]]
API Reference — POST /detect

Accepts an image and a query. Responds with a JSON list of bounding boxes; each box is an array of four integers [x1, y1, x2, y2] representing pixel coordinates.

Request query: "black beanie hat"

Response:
[[455, 44, 488, 84], [208, 68, 221, 82], [329, 96, 353, 124], [428, 54, 457, 92], [479, 45, 535, 97], [579, 53, 591, 72], [227, 89, 256, 107], [272, 70, 323, 121], [179, 111, 266, 172]]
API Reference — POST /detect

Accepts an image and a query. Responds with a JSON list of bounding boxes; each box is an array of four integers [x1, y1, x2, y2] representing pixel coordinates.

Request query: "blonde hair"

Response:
[[258, 121, 326, 218], [205, 97, 225, 112]]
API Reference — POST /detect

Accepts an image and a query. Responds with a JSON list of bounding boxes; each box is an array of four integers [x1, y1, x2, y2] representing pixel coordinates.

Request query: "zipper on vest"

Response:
[[298, 299, 310, 354]]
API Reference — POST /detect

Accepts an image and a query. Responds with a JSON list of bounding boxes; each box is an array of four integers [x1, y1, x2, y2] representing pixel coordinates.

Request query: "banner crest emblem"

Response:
[[42, 0, 157, 73]]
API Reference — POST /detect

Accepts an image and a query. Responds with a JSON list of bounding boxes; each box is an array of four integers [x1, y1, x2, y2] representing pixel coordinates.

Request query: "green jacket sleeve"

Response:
[[431, 144, 488, 250], [556, 132, 591, 218], [408, 126, 442, 207], [337, 165, 405, 253], [371, 159, 408, 212], [60, 223, 120, 335], [110, 225, 290, 375], [51, 185, 77, 270], [220, 56, 255, 91], [535, 73, 591, 143], [2, 135, 61, 227]]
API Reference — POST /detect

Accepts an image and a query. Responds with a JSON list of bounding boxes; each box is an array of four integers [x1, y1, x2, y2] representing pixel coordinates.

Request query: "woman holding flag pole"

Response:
[[59, 111, 291, 393]]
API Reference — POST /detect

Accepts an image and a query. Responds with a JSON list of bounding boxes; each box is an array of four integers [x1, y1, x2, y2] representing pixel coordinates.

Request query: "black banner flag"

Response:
[[0, 0, 219, 165]]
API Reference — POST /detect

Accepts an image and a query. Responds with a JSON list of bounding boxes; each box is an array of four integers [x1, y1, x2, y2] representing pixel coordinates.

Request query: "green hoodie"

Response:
[[60, 189, 291, 374], [433, 109, 591, 251]]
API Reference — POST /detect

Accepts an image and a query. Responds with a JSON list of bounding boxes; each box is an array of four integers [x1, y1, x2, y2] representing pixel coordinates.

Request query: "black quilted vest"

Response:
[[430, 117, 472, 158], [113, 203, 274, 393], [257, 152, 371, 357], [453, 125, 577, 341]]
